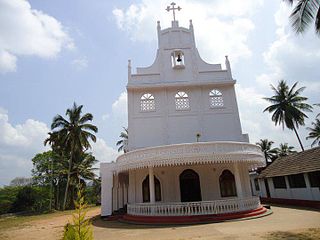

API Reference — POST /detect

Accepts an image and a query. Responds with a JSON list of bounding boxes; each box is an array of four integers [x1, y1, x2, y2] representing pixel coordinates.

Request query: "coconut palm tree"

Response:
[[306, 118, 320, 147], [116, 127, 128, 153], [275, 143, 297, 157], [50, 103, 98, 210], [264, 80, 313, 151], [256, 139, 278, 164], [283, 0, 320, 35]]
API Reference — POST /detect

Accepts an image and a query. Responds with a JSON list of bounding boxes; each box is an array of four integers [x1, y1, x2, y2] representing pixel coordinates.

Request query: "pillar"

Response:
[[100, 163, 115, 216], [234, 164, 243, 198], [118, 183, 124, 208], [149, 167, 155, 203]]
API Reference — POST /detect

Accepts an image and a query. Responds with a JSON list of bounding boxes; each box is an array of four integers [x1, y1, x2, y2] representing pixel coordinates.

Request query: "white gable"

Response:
[[127, 20, 248, 151]]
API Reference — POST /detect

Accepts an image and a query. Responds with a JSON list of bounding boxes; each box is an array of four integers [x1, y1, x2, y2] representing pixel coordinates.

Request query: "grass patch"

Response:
[[264, 228, 320, 240], [0, 206, 99, 232]]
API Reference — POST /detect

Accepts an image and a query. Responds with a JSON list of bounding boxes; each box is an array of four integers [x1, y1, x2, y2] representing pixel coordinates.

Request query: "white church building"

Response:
[[101, 6, 267, 223]]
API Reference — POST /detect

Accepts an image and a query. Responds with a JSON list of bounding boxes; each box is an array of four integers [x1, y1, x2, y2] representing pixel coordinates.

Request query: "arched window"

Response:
[[209, 89, 224, 108], [141, 93, 155, 112], [219, 170, 237, 197], [142, 175, 161, 202], [175, 91, 190, 110]]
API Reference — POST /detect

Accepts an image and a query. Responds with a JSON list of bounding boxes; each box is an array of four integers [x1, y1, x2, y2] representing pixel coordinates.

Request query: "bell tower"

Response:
[[127, 4, 248, 151]]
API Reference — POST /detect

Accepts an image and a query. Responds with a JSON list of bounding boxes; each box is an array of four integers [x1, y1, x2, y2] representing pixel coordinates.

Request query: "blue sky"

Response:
[[0, 0, 319, 186]]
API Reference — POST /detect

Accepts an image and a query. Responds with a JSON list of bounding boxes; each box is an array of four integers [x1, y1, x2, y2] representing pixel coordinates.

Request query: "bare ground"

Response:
[[1, 206, 319, 240]]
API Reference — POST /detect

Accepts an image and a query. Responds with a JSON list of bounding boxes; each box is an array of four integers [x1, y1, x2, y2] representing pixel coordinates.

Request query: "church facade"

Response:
[[101, 17, 267, 223]]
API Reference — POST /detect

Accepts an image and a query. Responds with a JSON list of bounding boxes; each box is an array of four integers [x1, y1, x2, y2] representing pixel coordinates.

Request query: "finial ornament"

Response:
[[166, 2, 181, 21]]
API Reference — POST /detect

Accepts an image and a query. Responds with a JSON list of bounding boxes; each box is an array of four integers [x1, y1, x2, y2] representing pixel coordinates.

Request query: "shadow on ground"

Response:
[[263, 228, 320, 240], [91, 215, 208, 229], [267, 204, 320, 213]]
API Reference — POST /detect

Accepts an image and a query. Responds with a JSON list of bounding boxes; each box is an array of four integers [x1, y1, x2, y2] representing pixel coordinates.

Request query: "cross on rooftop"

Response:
[[166, 2, 181, 22]]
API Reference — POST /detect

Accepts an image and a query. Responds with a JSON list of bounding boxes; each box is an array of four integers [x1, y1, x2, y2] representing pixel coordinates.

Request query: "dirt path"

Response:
[[0, 207, 100, 240], [1, 206, 319, 240]]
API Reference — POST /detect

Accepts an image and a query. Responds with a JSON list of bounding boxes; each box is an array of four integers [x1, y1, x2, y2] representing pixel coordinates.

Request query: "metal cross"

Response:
[[166, 2, 181, 22]]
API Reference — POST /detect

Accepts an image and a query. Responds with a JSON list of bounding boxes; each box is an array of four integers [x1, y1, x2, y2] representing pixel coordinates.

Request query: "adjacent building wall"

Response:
[[250, 173, 320, 201]]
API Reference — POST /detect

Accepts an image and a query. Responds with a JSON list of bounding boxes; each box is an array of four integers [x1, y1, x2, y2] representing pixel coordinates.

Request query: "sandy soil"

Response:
[[1, 206, 320, 240]]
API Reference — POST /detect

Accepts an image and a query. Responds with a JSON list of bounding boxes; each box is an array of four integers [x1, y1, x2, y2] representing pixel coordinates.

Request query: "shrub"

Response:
[[62, 189, 94, 240]]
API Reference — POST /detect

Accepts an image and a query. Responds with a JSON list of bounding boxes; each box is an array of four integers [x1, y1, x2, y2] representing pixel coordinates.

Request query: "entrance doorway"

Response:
[[179, 169, 202, 202]]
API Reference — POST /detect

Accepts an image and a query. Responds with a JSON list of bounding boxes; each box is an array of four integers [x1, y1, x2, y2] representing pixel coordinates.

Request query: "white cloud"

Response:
[[0, 50, 17, 73], [0, 107, 50, 185], [71, 57, 88, 70], [242, 2, 320, 149], [111, 91, 128, 123], [0, 0, 74, 73], [236, 84, 296, 147], [102, 114, 110, 121], [112, 0, 263, 63], [91, 138, 119, 163], [0, 107, 120, 185]]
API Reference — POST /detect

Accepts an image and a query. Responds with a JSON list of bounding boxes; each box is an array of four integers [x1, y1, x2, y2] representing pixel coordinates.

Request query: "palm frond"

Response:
[[290, 0, 320, 34]]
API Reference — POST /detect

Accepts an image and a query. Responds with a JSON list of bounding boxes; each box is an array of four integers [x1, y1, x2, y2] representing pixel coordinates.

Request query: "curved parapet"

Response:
[[115, 141, 265, 172]]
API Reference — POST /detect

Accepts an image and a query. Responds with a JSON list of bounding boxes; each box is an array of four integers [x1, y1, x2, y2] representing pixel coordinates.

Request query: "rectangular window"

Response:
[[272, 176, 287, 189], [308, 171, 320, 187], [254, 179, 260, 191], [288, 173, 306, 188]]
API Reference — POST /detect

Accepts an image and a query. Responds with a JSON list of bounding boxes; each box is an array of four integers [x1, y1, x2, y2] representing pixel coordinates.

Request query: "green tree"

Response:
[[264, 80, 313, 151], [71, 153, 98, 184], [50, 103, 98, 210], [306, 118, 320, 147], [10, 186, 50, 213], [256, 139, 278, 164], [275, 143, 297, 157], [283, 0, 320, 35], [0, 186, 21, 214], [62, 188, 94, 240], [116, 127, 128, 153]]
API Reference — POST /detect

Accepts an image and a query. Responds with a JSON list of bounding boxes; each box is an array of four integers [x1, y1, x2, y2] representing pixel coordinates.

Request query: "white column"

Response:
[[123, 184, 128, 205], [234, 164, 243, 198], [100, 163, 115, 216], [113, 173, 119, 211], [304, 173, 314, 200], [149, 167, 155, 203], [118, 183, 124, 208]]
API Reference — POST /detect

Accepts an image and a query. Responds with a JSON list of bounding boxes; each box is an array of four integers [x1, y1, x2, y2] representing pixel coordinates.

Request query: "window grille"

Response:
[[209, 89, 224, 108], [175, 91, 190, 110], [288, 174, 306, 188], [272, 176, 287, 189], [140, 93, 155, 112], [308, 171, 320, 187]]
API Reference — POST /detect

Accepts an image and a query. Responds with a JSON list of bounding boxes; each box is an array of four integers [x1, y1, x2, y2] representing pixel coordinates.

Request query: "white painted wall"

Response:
[[126, 163, 251, 205], [100, 162, 115, 216], [127, 20, 247, 151], [250, 173, 320, 201]]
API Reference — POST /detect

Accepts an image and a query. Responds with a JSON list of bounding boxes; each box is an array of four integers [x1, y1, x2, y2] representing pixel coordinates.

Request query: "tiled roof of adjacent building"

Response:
[[259, 147, 320, 178]]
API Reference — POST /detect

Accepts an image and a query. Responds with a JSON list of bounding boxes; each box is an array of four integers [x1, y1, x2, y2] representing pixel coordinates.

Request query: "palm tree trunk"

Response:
[[63, 147, 74, 210], [49, 157, 54, 211], [63, 162, 72, 210], [293, 125, 305, 151]]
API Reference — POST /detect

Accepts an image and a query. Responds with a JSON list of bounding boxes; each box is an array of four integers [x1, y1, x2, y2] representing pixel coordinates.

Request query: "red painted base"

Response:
[[121, 207, 268, 224]]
